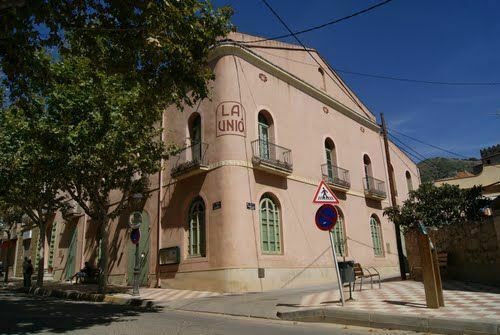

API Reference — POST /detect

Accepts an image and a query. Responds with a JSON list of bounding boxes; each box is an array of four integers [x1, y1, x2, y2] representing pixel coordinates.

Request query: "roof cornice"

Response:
[[209, 42, 381, 132]]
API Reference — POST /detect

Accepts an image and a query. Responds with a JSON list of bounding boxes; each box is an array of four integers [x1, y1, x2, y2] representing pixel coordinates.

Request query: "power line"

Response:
[[236, 46, 500, 87], [336, 69, 500, 87], [388, 133, 443, 173], [388, 127, 470, 159], [258, 0, 373, 120], [240, 0, 394, 44], [386, 135, 422, 177], [389, 133, 431, 162]]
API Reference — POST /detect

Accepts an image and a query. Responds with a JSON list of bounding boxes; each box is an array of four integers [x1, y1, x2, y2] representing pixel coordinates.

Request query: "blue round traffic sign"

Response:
[[130, 228, 141, 244], [315, 204, 338, 231]]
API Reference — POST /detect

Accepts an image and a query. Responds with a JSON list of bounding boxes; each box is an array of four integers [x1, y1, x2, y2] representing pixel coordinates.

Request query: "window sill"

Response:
[[184, 256, 208, 264], [261, 252, 283, 256]]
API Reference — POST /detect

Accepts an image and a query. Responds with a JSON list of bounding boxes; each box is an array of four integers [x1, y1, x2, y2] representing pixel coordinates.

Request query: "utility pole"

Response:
[[380, 113, 407, 280]]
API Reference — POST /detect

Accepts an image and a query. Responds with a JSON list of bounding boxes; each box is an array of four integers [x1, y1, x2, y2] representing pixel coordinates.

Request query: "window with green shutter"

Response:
[[324, 138, 337, 181], [260, 194, 281, 254], [48, 223, 57, 269], [258, 113, 270, 160], [188, 198, 205, 257], [330, 209, 346, 257], [370, 215, 384, 256]]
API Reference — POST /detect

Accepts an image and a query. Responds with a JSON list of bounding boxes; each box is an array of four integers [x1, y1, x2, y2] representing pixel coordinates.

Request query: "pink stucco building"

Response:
[[43, 33, 419, 292]]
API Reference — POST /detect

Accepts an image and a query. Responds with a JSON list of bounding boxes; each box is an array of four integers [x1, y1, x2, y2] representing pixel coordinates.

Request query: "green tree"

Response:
[[1, 1, 232, 293], [383, 183, 490, 232], [0, 105, 66, 287], [0, 200, 24, 283]]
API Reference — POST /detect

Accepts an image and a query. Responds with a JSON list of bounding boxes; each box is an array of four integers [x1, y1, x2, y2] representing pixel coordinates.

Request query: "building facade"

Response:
[[434, 144, 500, 199], [6, 33, 420, 292]]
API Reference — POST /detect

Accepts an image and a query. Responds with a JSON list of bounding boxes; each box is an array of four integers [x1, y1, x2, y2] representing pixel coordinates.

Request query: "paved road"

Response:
[[0, 291, 426, 335]]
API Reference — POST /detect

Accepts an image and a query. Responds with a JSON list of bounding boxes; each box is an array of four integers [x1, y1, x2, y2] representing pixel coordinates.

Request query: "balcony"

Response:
[[170, 142, 209, 179], [363, 176, 387, 200], [321, 164, 350, 191], [251, 139, 293, 175]]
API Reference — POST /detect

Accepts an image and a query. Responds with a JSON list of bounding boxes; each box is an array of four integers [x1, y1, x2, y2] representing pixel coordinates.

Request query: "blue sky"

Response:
[[213, 0, 500, 160]]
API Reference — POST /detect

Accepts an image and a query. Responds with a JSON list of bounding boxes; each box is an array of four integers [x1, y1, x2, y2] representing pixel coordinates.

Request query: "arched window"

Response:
[[325, 138, 338, 182], [188, 197, 205, 257], [363, 154, 372, 178], [260, 194, 281, 254], [258, 111, 273, 160], [188, 113, 202, 162], [330, 207, 346, 257], [363, 154, 373, 189], [406, 171, 413, 192], [318, 67, 326, 91], [369, 215, 384, 256]]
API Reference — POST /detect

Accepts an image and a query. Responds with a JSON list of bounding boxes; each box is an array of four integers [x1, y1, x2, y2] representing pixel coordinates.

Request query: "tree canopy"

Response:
[[1, 1, 232, 107], [0, 0, 232, 291], [384, 183, 491, 232]]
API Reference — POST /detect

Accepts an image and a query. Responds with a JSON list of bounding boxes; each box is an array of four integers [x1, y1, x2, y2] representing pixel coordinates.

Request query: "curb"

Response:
[[277, 308, 500, 335], [14, 287, 154, 308]]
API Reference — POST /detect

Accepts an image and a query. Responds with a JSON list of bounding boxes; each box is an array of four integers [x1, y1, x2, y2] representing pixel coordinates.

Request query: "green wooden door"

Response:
[[190, 115, 201, 161], [65, 225, 77, 280], [258, 120, 270, 160], [127, 212, 150, 286]]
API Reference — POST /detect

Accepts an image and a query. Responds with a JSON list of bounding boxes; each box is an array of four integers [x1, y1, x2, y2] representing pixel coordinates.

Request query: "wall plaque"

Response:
[[216, 101, 246, 137], [159, 246, 180, 265]]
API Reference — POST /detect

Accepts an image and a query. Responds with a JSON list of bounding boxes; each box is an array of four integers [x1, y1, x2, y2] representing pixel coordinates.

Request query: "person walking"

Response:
[[25, 259, 34, 288], [22, 257, 29, 288]]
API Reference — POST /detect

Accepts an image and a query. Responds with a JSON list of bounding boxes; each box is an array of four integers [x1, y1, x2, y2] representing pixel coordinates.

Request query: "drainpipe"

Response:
[[81, 213, 87, 269], [156, 115, 164, 288], [380, 113, 407, 280]]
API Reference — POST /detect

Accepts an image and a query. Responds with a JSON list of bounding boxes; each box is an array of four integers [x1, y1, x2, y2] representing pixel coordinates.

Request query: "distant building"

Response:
[[434, 144, 500, 200], [5, 33, 420, 292]]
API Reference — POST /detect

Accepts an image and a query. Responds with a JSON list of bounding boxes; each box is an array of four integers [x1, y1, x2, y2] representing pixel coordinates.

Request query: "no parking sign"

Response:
[[315, 204, 338, 231]]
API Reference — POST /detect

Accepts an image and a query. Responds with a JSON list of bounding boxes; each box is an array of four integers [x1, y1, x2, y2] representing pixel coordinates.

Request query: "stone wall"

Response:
[[405, 212, 500, 286]]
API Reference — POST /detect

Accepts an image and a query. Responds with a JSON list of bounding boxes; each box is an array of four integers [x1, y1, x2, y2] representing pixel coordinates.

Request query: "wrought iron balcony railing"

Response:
[[363, 176, 387, 199], [321, 164, 350, 190], [170, 142, 209, 178], [251, 139, 293, 174]]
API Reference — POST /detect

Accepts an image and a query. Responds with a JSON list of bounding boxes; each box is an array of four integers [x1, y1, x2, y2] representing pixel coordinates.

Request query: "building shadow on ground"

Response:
[[441, 280, 500, 294], [0, 292, 161, 334]]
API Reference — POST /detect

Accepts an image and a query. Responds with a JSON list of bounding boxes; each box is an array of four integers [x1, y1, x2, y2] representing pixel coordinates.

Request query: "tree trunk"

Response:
[[97, 216, 109, 294], [36, 222, 46, 287]]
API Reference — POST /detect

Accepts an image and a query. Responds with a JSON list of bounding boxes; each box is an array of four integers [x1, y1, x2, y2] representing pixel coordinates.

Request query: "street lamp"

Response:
[[129, 193, 144, 296]]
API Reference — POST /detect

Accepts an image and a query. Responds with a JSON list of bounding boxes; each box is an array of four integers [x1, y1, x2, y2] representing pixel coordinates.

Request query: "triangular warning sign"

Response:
[[313, 181, 339, 204]]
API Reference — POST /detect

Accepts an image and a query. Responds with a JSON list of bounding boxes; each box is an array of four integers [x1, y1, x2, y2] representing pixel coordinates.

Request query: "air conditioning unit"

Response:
[[66, 200, 84, 217]]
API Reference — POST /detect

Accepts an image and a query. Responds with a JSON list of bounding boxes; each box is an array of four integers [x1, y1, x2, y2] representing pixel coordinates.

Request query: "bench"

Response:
[[410, 251, 448, 280], [352, 263, 381, 291], [437, 252, 448, 268], [77, 268, 101, 284]]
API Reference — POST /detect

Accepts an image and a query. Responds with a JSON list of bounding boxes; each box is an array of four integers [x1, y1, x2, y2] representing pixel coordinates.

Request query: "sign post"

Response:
[[314, 200, 345, 306], [417, 222, 444, 308], [329, 229, 345, 306]]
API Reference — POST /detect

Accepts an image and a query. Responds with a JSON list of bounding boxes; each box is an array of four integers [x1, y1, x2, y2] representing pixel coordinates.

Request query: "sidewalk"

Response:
[[275, 280, 500, 334], [150, 279, 500, 334]]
